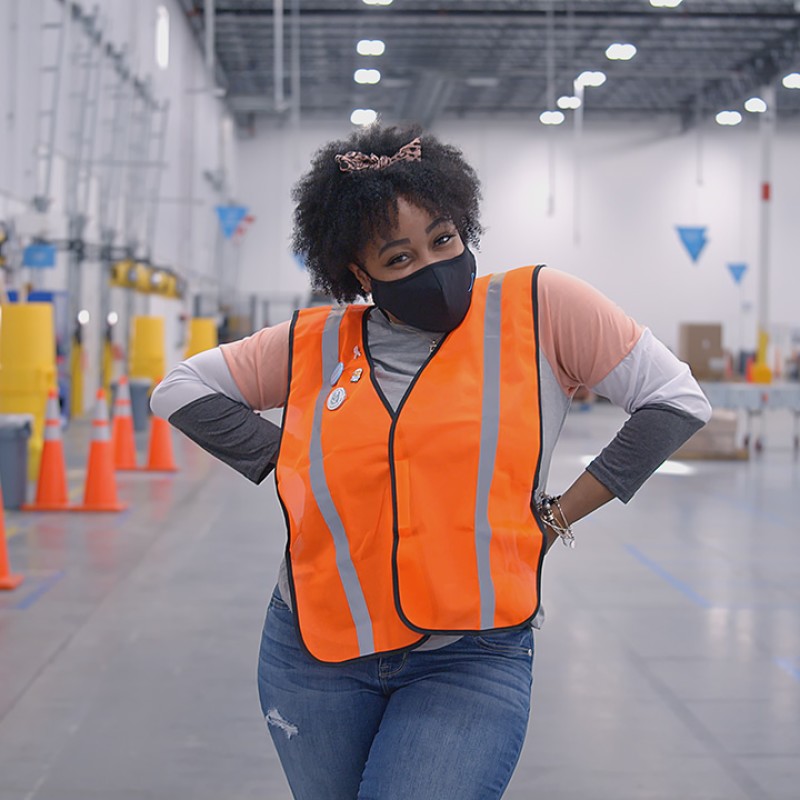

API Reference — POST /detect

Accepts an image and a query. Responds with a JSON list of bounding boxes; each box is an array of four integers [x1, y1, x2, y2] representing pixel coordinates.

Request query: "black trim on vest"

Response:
[[278, 306, 430, 664], [530, 264, 547, 626], [390, 267, 547, 637], [362, 306, 449, 420]]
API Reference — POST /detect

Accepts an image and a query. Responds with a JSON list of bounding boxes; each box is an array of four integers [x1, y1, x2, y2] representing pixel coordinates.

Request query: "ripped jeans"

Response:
[[257, 589, 534, 800]]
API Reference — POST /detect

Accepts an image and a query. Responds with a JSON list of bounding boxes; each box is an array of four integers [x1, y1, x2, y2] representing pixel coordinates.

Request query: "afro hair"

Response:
[[292, 124, 483, 303]]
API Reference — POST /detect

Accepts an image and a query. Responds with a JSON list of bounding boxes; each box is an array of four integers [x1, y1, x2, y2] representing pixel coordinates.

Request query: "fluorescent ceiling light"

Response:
[[357, 39, 385, 56], [465, 77, 500, 88], [782, 72, 800, 89], [351, 108, 378, 126], [744, 97, 767, 113], [155, 5, 169, 70], [605, 43, 637, 61], [575, 70, 606, 88], [362, 0, 393, 5], [539, 110, 565, 125], [716, 110, 742, 126], [354, 68, 381, 85], [557, 94, 581, 109], [650, 0, 683, 7]]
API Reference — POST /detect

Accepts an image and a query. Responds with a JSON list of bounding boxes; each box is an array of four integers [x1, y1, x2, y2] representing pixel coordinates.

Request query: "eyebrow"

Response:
[[377, 218, 451, 256]]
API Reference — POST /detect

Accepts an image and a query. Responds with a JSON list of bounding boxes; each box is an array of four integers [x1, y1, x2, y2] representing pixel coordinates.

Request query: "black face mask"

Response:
[[368, 246, 477, 333]]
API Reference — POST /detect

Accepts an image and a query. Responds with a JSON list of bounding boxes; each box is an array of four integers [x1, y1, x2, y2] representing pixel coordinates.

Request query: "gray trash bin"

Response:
[[129, 378, 153, 432], [0, 414, 33, 509]]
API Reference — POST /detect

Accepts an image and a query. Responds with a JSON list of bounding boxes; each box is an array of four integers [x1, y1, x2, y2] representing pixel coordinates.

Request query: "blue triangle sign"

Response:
[[216, 205, 248, 239], [727, 263, 747, 285], [676, 226, 708, 263]]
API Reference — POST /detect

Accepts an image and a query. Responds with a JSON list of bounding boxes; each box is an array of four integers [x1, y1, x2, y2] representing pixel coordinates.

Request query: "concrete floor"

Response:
[[1, 404, 798, 799]]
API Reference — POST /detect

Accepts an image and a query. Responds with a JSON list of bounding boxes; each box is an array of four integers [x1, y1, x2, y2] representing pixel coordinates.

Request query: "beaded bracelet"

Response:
[[537, 494, 576, 549]]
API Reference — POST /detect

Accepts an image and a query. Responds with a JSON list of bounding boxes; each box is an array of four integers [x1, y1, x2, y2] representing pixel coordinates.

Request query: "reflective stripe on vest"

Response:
[[278, 266, 544, 663], [307, 308, 375, 656], [474, 272, 504, 628]]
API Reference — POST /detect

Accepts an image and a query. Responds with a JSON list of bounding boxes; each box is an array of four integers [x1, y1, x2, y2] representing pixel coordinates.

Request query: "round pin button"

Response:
[[326, 387, 347, 411], [329, 361, 344, 386]]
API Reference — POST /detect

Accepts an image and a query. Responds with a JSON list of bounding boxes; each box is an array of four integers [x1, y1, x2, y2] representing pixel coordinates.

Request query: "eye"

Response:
[[386, 252, 409, 267], [434, 231, 457, 247]]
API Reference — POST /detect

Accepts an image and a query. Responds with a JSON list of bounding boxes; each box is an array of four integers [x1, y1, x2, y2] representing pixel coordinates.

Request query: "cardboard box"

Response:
[[678, 323, 724, 381], [672, 410, 748, 460]]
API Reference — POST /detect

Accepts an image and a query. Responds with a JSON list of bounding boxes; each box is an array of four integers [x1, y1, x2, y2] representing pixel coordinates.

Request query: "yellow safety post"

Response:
[[751, 329, 772, 384], [70, 337, 84, 417], [0, 303, 56, 480], [184, 318, 218, 359], [129, 315, 165, 385]]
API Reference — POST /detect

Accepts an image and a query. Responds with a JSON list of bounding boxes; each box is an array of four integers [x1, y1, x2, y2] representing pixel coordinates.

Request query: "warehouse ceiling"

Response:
[[175, 0, 800, 129]]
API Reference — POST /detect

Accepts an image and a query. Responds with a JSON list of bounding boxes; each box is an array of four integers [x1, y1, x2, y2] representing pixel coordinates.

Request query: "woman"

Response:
[[151, 125, 711, 799]]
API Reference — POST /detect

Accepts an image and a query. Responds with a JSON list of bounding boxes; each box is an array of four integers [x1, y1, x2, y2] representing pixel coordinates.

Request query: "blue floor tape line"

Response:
[[774, 658, 800, 683], [623, 543, 712, 609], [12, 571, 66, 611]]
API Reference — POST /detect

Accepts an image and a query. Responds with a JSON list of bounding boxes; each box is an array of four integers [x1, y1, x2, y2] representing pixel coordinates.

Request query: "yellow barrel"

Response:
[[184, 318, 218, 359], [129, 315, 166, 383], [0, 303, 57, 479]]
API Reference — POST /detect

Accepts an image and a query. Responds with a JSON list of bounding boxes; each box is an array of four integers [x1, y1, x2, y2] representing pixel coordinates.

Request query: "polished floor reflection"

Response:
[[1, 404, 798, 799]]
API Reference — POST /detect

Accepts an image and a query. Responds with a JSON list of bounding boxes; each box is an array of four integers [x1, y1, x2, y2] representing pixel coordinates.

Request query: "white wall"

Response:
[[235, 116, 800, 357], [0, 0, 233, 407]]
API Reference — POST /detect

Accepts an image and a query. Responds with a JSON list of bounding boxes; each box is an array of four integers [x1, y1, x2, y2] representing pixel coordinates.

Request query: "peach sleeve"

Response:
[[537, 268, 643, 396], [220, 320, 291, 410]]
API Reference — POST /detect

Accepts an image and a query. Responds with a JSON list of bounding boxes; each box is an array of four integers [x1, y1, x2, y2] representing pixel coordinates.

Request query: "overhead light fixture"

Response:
[[605, 43, 637, 61], [715, 110, 742, 126], [362, 0, 393, 5], [744, 97, 767, 113], [351, 108, 378, 126], [155, 5, 170, 70], [557, 94, 582, 109], [782, 72, 800, 89], [354, 68, 381, 85], [77, 309, 90, 325], [539, 110, 565, 126], [107, 312, 119, 326], [465, 77, 500, 88], [357, 39, 386, 56], [575, 70, 606, 88], [649, 0, 683, 7]]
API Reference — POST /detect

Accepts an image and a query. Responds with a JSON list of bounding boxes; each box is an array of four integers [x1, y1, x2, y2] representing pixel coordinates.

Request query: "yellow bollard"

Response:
[[70, 338, 84, 418], [0, 303, 57, 480], [129, 315, 165, 384], [184, 318, 218, 359], [751, 328, 773, 384]]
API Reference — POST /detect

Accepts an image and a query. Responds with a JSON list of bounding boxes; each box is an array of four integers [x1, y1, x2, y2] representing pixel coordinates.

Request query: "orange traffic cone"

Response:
[[111, 376, 138, 470], [142, 414, 178, 472], [0, 483, 24, 590], [23, 389, 70, 511], [71, 389, 127, 512]]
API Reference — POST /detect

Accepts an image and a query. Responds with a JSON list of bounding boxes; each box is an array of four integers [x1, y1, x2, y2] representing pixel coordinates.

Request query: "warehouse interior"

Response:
[[1, 1, 799, 798]]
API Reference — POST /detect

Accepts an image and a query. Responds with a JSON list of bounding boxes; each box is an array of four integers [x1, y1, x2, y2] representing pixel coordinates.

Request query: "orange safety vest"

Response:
[[276, 265, 546, 663]]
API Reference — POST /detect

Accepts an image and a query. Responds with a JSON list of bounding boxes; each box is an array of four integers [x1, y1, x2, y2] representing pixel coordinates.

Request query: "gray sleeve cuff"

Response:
[[168, 394, 281, 485], [586, 403, 706, 503]]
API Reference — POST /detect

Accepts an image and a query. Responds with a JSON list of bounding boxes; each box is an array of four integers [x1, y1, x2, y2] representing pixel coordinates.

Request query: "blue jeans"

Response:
[[257, 590, 534, 800]]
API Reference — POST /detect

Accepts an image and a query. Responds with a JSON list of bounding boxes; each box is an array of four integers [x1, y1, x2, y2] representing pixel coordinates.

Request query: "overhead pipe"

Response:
[[545, 0, 556, 216], [274, 0, 285, 112], [205, 0, 215, 80], [290, 0, 300, 124], [754, 83, 776, 381], [572, 80, 584, 245]]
